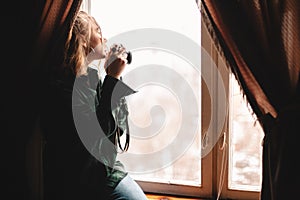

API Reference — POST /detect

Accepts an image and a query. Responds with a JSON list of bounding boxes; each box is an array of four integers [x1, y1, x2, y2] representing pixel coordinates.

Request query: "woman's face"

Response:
[[89, 21, 107, 59]]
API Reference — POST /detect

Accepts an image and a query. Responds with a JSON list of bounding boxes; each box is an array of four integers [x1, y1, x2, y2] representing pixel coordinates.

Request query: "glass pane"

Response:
[[228, 75, 263, 191], [118, 50, 201, 186], [90, 0, 202, 187]]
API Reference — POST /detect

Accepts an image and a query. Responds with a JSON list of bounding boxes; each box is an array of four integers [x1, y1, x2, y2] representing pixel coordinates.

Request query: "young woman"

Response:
[[41, 11, 147, 200]]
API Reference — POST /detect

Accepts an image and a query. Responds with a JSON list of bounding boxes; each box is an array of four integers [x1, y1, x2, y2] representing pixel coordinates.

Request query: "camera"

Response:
[[107, 43, 132, 64]]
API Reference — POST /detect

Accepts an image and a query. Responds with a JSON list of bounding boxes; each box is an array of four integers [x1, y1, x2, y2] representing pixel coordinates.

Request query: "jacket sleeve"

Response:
[[95, 75, 136, 141]]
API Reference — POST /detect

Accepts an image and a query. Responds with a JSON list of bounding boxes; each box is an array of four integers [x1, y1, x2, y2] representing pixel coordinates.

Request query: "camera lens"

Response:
[[126, 51, 132, 64]]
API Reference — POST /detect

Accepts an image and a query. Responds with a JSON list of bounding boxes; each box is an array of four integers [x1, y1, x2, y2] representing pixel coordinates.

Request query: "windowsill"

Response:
[[146, 193, 207, 200]]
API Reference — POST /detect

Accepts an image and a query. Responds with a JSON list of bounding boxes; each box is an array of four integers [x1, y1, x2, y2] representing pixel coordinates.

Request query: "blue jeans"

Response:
[[109, 174, 148, 200]]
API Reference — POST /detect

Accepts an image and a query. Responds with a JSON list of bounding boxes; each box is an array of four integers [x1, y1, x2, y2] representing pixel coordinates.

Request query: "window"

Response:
[[228, 74, 263, 192], [82, 0, 264, 199], [212, 52, 264, 200]]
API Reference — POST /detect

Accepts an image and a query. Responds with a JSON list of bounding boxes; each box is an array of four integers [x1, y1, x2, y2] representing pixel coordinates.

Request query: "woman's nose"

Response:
[[102, 38, 107, 43]]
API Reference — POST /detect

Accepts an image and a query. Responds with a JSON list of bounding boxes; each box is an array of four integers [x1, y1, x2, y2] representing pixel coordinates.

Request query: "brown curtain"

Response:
[[31, 0, 83, 77], [200, 0, 300, 199], [8, 0, 82, 199]]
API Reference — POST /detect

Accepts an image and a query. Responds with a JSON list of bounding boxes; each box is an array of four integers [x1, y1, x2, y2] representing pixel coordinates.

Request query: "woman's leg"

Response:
[[109, 174, 148, 200]]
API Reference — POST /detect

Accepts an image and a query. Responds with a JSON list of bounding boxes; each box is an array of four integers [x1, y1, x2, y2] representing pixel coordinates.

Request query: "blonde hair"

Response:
[[64, 11, 100, 76]]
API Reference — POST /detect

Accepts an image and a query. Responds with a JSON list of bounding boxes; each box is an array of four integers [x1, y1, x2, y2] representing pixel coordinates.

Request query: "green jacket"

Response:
[[41, 67, 136, 198], [72, 67, 136, 188]]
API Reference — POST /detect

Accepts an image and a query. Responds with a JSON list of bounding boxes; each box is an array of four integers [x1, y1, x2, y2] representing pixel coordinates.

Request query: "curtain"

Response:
[[200, 0, 300, 199], [9, 0, 82, 199], [32, 0, 83, 77]]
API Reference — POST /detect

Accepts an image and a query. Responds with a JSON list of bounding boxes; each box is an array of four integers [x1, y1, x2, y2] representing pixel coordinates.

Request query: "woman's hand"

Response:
[[104, 57, 126, 79], [104, 43, 127, 79]]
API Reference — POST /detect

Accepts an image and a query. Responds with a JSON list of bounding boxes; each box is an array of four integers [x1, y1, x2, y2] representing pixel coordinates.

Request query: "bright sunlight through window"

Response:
[[90, 0, 202, 187]]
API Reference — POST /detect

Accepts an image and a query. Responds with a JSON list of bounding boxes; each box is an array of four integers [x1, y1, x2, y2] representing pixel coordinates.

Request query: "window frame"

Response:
[[81, 1, 262, 199], [213, 51, 261, 200]]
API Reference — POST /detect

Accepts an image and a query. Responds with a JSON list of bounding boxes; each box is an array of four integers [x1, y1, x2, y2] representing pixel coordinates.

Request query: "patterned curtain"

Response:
[[200, 0, 300, 199]]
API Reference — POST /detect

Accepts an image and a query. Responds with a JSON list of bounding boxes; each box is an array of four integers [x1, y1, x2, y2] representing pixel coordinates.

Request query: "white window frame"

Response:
[[80, 1, 263, 199], [202, 16, 262, 200]]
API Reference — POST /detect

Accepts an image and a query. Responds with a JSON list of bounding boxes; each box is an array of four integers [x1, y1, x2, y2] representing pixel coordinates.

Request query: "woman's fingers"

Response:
[[106, 57, 126, 79]]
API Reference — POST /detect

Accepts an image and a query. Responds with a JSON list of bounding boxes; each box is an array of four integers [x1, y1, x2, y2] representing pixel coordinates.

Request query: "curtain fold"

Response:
[[32, 0, 83, 76], [24, 1, 83, 199], [200, 0, 300, 199]]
